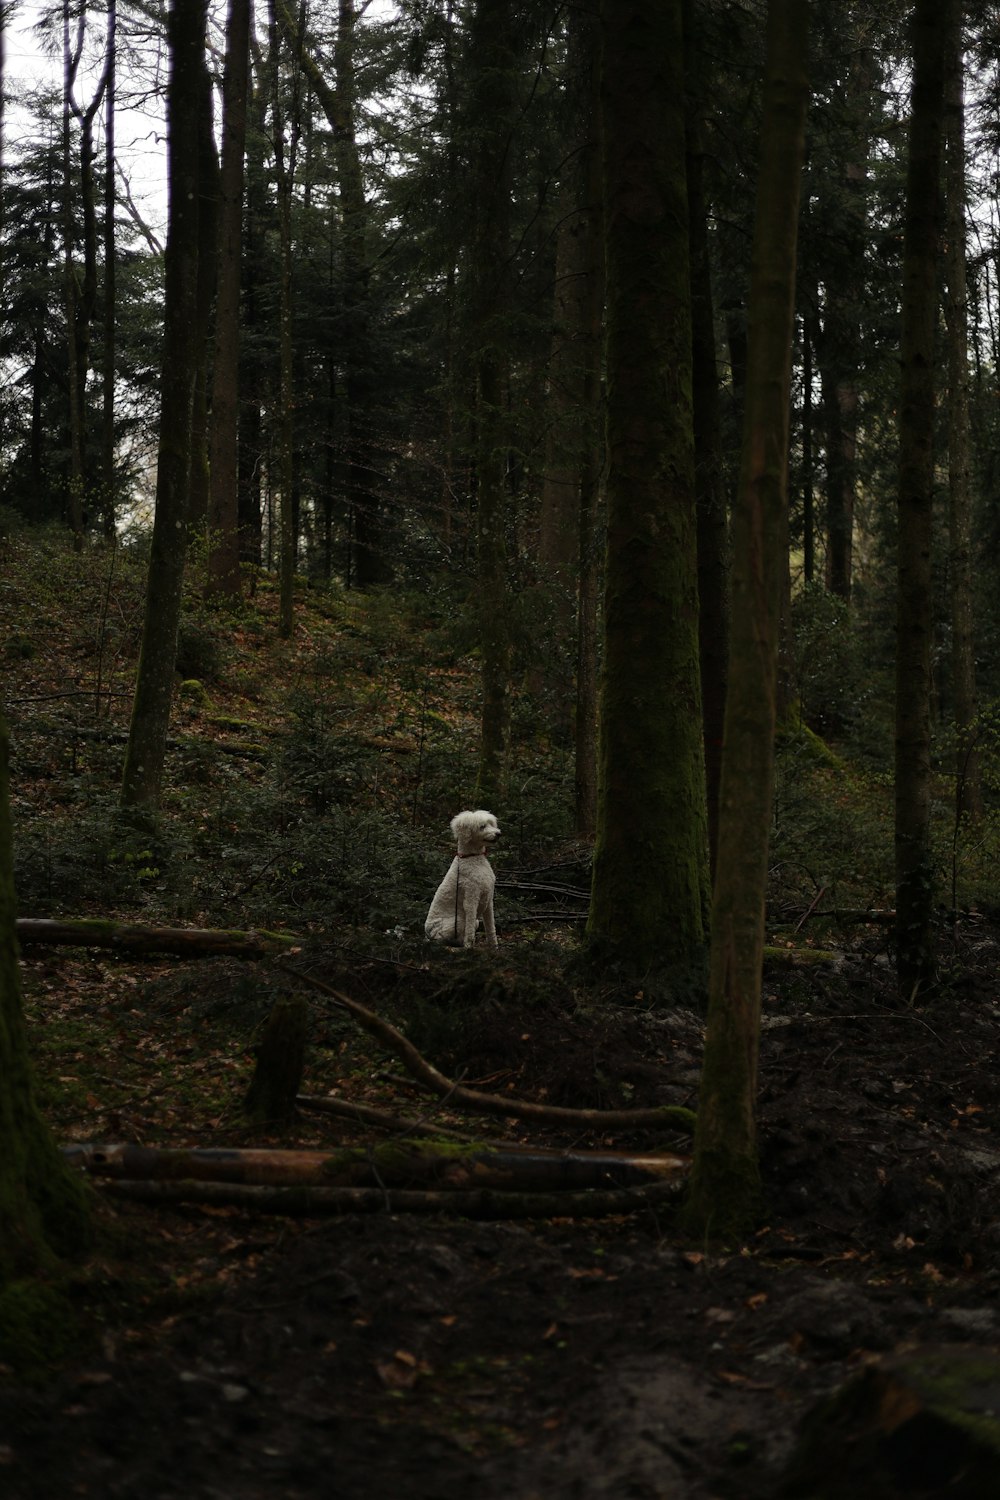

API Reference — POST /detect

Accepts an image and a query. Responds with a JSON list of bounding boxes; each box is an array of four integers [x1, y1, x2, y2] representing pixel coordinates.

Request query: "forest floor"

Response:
[[4, 922, 1000, 1499], [2, 527, 1000, 1497]]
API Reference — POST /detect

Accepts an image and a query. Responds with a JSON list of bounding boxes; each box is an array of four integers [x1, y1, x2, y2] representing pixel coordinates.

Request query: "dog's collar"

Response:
[[456, 849, 490, 858]]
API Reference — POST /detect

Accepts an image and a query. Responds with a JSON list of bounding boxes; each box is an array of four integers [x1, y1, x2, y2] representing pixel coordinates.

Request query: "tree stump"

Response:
[[242, 996, 309, 1125]]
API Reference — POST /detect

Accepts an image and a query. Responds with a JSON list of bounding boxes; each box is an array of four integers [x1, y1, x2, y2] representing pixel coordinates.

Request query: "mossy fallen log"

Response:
[[16, 918, 298, 959], [64, 1139, 690, 1192]]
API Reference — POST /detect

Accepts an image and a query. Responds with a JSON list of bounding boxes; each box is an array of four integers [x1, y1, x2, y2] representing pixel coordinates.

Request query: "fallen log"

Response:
[[16, 918, 299, 959], [96, 1176, 685, 1220], [281, 966, 698, 1134], [65, 1139, 689, 1192]]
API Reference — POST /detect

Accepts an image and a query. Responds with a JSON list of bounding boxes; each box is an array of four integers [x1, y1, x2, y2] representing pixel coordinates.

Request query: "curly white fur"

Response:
[[425, 810, 501, 949]]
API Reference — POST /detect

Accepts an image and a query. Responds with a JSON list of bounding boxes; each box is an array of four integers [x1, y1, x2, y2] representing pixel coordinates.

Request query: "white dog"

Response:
[[425, 810, 501, 949]]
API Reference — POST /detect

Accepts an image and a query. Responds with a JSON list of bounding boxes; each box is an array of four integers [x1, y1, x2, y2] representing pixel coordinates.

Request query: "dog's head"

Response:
[[451, 809, 501, 854]]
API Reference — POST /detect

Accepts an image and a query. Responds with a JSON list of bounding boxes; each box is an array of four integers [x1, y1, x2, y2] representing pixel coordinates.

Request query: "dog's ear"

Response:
[[450, 811, 470, 841]]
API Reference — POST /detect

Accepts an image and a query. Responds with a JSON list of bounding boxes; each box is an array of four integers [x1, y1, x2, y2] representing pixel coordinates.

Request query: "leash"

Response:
[[452, 846, 488, 939]]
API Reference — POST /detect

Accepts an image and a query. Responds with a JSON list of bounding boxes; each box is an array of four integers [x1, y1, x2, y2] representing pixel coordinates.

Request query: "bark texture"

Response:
[[587, 0, 709, 979], [683, 0, 808, 1238], [895, 0, 946, 1001], [120, 0, 208, 813]]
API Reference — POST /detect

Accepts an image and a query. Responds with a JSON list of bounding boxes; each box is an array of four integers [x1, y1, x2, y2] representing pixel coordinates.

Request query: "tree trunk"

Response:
[[0, 720, 91, 1286], [686, 0, 729, 879], [100, 0, 117, 539], [270, 0, 300, 638], [120, 0, 208, 815], [682, 0, 808, 1239], [895, 0, 946, 1001], [563, 4, 603, 839], [818, 37, 871, 601], [206, 0, 252, 602], [187, 65, 219, 531], [62, 0, 84, 549], [469, 0, 517, 807], [944, 0, 982, 828], [586, 0, 709, 981]]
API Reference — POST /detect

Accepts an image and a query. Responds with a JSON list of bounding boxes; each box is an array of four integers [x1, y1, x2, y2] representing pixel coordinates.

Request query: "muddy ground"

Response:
[[3, 921, 1000, 1499]]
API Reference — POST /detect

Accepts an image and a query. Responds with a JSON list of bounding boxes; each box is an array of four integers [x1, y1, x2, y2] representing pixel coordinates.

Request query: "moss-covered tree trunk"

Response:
[[682, 0, 808, 1239], [895, 0, 946, 1001], [0, 719, 90, 1286], [120, 0, 207, 814], [586, 0, 709, 980]]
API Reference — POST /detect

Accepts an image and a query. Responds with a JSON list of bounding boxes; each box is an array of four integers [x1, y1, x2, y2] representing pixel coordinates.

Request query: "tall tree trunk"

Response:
[[686, 0, 729, 879], [0, 719, 91, 1286], [335, 0, 383, 588], [100, 0, 116, 538], [286, 0, 382, 587], [573, 13, 604, 842], [819, 38, 871, 601], [120, 0, 207, 815], [682, 0, 808, 1238], [270, 0, 300, 638], [895, 0, 946, 1001], [468, 0, 518, 807], [944, 0, 981, 828], [62, 0, 84, 548], [586, 0, 709, 980], [538, 5, 595, 591], [64, 0, 114, 541], [187, 65, 219, 532], [206, 0, 251, 601], [237, 49, 269, 569], [801, 284, 817, 584]]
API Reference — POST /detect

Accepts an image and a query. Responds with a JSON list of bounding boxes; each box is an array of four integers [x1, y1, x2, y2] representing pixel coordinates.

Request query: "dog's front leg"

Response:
[[482, 899, 498, 950], [461, 887, 481, 947]]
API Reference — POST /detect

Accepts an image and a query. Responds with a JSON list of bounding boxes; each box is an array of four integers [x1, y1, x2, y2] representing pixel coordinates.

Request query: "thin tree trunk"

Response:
[[270, 0, 301, 637], [62, 0, 84, 548], [686, 0, 729, 879], [944, 0, 981, 827], [206, 0, 252, 601], [682, 0, 808, 1239], [895, 0, 946, 1001], [120, 0, 207, 814], [188, 66, 219, 532], [572, 8, 604, 841], [819, 40, 871, 602], [469, 0, 517, 807], [101, 0, 116, 538]]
